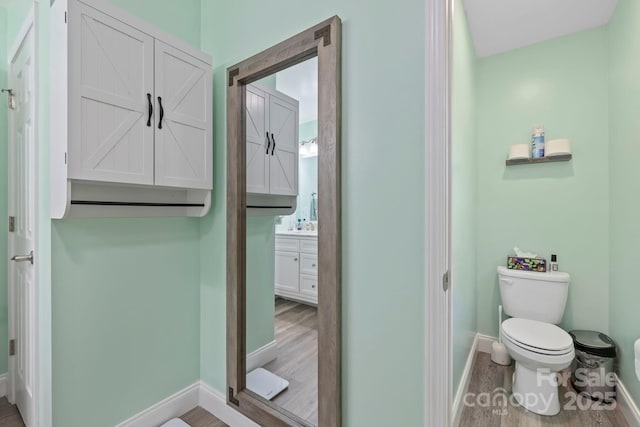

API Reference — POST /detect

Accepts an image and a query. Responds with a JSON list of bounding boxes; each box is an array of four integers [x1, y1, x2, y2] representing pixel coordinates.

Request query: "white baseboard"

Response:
[[477, 334, 497, 354], [0, 374, 9, 397], [199, 381, 259, 427], [114, 380, 259, 427], [452, 334, 478, 427], [114, 382, 200, 427], [617, 374, 640, 427], [246, 340, 278, 373], [0, 373, 7, 398]]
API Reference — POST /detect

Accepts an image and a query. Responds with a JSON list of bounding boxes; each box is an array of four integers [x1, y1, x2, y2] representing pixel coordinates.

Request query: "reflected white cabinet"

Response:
[[246, 84, 299, 197], [275, 251, 300, 294], [275, 235, 317, 304], [51, 0, 212, 218]]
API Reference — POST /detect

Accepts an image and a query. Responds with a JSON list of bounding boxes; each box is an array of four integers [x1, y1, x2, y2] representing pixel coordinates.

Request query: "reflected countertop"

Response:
[[276, 230, 318, 237]]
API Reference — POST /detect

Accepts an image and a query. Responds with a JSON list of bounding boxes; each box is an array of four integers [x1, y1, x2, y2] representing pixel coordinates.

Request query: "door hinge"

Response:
[[228, 386, 239, 406], [9, 339, 15, 356], [9, 216, 15, 233], [443, 270, 450, 292]]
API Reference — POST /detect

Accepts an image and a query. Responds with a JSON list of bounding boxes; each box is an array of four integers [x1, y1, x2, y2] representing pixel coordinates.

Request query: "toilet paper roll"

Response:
[[546, 139, 571, 157], [508, 144, 530, 160]]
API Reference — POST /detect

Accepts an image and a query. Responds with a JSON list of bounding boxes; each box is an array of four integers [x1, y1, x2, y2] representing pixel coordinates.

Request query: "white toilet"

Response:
[[497, 266, 575, 416]]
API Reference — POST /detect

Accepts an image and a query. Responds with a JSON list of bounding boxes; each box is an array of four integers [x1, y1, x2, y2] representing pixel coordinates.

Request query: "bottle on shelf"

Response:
[[532, 125, 545, 158]]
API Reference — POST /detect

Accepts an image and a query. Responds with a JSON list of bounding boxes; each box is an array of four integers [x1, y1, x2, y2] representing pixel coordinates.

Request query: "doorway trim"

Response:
[[424, 0, 453, 426], [226, 16, 341, 427], [6, 6, 40, 427]]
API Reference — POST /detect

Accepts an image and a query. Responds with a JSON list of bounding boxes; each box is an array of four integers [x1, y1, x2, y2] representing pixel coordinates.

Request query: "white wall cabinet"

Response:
[[51, 0, 213, 218], [246, 83, 299, 215], [275, 235, 317, 305]]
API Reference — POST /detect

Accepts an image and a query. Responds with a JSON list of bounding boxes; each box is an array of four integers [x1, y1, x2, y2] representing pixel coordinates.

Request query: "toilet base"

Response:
[[512, 362, 561, 416]]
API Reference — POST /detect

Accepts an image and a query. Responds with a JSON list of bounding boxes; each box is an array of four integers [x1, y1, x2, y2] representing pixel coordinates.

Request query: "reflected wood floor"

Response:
[[263, 297, 318, 424], [0, 398, 226, 427], [459, 352, 630, 427]]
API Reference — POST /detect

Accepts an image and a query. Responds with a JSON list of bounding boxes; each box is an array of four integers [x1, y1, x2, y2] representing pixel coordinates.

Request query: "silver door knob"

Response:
[[11, 251, 34, 265]]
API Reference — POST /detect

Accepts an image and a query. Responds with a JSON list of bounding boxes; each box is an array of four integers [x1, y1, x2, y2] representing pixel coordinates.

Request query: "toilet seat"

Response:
[[502, 318, 573, 356]]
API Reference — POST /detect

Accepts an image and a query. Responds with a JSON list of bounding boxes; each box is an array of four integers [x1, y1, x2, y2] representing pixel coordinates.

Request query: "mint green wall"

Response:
[[452, 0, 477, 395], [49, 2, 203, 426], [476, 27, 610, 338], [6, 0, 32, 44], [608, 0, 640, 405], [297, 156, 318, 221], [105, 0, 201, 47], [299, 119, 317, 142], [0, 4, 9, 377], [199, 2, 426, 425], [37, 1, 53, 423], [278, 119, 319, 231], [246, 217, 276, 354], [52, 219, 201, 426]]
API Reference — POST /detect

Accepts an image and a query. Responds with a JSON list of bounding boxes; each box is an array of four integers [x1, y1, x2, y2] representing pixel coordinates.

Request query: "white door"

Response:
[[274, 251, 300, 293], [246, 85, 269, 194], [268, 94, 298, 196], [154, 40, 212, 189], [8, 22, 36, 427], [69, 2, 154, 184]]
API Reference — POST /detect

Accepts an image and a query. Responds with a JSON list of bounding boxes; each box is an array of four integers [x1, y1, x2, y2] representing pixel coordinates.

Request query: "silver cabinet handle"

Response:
[[312, 284, 316, 289], [11, 251, 34, 265], [312, 263, 316, 267], [293, 258, 298, 261]]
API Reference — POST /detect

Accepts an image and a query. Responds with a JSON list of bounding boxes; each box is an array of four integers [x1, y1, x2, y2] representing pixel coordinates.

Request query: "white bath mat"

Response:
[[160, 419, 189, 427], [246, 368, 289, 400]]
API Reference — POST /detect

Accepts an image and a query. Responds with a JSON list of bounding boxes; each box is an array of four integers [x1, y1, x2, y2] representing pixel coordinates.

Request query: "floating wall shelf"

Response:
[[505, 154, 572, 166]]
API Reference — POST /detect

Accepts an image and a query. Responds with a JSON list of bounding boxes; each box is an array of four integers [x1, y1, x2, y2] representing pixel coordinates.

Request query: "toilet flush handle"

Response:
[[500, 277, 513, 286]]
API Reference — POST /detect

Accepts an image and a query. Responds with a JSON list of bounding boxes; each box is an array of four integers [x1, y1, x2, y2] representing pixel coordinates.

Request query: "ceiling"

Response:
[[276, 57, 318, 124], [463, 0, 618, 58]]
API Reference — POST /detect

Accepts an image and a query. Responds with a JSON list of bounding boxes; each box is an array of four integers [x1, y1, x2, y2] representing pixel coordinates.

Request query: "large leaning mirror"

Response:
[[227, 17, 341, 427]]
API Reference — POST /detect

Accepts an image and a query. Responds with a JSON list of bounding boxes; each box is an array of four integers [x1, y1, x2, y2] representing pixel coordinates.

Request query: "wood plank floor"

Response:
[[0, 398, 226, 427], [262, 297, 318, 425], [180, 406, 228, 427], [0, 398, 24, 427], [459, 352, 630, 427]]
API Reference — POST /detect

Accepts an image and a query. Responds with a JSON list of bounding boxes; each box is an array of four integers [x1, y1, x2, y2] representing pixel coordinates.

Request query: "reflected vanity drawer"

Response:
[[300, 254, 318, 276], [300, 238, 318, 254], [300, 274, 318, 298], [275, 237, 300, 252]]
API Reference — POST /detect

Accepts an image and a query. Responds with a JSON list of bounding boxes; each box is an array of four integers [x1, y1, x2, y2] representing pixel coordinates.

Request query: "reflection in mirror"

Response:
[[245, 57, 319, 425]]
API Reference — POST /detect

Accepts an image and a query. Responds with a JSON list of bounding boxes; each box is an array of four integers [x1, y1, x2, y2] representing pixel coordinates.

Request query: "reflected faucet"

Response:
[[310, 193, 318, 221]]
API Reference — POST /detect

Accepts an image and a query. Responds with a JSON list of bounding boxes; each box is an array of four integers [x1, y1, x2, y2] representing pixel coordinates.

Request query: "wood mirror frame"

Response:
[[226, 16, 342, 427]]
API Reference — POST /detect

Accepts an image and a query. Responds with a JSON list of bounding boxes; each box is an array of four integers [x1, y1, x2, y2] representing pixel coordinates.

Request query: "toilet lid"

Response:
[[502, 318, 573, 352]]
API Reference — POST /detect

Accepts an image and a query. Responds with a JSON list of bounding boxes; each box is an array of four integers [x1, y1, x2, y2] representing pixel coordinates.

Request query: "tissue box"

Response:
[[507, 256, 547, 272]]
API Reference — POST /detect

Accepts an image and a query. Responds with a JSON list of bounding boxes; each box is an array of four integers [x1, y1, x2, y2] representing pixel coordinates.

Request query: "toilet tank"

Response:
[[497, 266, 571, 324]]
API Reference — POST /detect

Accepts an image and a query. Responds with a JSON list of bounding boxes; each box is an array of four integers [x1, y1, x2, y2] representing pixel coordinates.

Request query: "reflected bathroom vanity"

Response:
[[275, 232, 319, 305]]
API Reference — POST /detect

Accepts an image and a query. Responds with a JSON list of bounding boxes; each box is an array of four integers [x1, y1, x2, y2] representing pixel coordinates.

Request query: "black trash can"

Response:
[[569, 330, 617, 402]]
